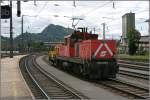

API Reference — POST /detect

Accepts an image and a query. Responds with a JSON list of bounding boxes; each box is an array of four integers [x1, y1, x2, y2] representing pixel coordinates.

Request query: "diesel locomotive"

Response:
[[48, 27, 119, 79]]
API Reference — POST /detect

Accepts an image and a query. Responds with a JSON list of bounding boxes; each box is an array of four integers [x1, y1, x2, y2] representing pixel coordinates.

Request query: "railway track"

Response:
[[118, 59, 149, 80], [118, 60, 149, 71], [119, 69, 149, 80], [19, 56, 48, 99], [98, 79, 149, 99], [119, 62, 149, 71], [43, 55, 149, 99], [21, 55, 88, 99], [119, 60, 149, 66]]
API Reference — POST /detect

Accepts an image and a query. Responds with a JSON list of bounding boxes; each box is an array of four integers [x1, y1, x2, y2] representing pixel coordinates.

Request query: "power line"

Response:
[[28, 1, 48, 28], [83, 1, 113, 16], [36, 1, 48, 16]]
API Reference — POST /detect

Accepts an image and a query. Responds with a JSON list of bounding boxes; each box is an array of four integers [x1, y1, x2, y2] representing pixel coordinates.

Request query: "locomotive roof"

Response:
[[64, 31, 98, 39]]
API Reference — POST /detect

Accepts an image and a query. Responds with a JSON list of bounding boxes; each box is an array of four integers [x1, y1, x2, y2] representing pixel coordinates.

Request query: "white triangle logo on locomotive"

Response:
[[93, 43, 113, 57]]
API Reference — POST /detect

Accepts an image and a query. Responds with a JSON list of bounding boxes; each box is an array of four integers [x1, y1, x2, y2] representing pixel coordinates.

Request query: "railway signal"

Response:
[[1, 5, 11, 19], [0, 1, 13, 58], [17, 0, 21, 17]]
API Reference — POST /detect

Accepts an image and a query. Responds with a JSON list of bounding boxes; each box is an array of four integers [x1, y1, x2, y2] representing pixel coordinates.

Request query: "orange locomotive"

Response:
[[49, 27, 119, 79]]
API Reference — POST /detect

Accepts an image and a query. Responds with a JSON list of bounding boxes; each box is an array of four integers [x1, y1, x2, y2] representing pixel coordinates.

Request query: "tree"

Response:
[[126, 28, 141, 55], [30, 42, 48, 52]]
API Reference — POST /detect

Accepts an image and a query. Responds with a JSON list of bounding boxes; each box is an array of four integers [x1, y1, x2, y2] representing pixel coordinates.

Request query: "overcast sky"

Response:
[[1, 1, 149, 39]]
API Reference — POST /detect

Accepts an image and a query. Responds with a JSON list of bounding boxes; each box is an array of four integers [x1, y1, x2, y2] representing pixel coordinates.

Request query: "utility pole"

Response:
[[10, 0, 13, 58], [34, 0, 36, 6], [73, 0, 76, 7], [21, 15, 24, 53], [67, 25, 69, 33], [0, 2, 1, 58], [93, 27, 95, 34], [21, 15, 36, 53], [102, 23, 106, 41]]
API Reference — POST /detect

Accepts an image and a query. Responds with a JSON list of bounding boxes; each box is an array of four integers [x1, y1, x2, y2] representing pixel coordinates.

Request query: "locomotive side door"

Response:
[[75, 43, 79, 57]]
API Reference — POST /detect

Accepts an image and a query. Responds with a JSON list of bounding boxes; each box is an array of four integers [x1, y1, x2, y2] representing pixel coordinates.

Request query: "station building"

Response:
[[138, 35, 149, 52]]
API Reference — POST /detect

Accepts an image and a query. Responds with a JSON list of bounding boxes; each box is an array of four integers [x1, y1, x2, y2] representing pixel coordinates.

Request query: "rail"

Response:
[[23, 55, 88, 99]]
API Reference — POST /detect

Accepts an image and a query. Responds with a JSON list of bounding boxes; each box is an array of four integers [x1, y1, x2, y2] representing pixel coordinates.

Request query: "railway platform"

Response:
[[1, 55, 33, 100]]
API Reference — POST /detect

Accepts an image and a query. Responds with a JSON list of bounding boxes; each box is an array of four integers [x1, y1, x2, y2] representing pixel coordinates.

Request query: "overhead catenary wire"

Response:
[[80, 0, 148, 27], [82, 1, 113, 17], [21, 1, 48, 32], [23, 1, 148, 31], [2, 1, 148, 38]]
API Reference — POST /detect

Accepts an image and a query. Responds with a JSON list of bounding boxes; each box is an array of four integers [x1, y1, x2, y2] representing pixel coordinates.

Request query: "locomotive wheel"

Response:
[[82, 61, 90, 79], [89, 62, 102, 80], [72, 63, 83, 76], [79, 65, 83, 75], [64, 62, 69, 71], [53, 60, 57, 66], [59, 61, 63, 70], [56, 60, 62, 69], [48, 57, 51, 61], [56, 60, 59, 67], [72, 64, 78, 74]]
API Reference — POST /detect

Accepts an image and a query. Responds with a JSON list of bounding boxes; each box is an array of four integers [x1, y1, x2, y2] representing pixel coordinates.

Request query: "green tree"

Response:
[[126, 28, 141, 55], [30, 42, 48, 52]]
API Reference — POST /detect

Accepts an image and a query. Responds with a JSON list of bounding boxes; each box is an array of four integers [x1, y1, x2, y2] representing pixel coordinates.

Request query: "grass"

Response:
[[118, 54, 149, 62]]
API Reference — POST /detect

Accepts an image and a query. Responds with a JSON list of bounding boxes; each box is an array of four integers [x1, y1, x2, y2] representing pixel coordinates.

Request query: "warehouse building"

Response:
[[138, 35, 149, 52]]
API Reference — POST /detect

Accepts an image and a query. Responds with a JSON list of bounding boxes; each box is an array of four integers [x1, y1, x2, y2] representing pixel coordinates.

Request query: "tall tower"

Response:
[[122, 12, 135, 45]]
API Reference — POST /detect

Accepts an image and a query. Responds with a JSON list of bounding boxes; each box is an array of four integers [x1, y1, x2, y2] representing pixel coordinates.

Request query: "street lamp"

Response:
[[102, 17, 114, 23], [136, 18, 149, 24], [102, 17, 114, 20], [54, 4, 59, 6], [53, 15, 59, 17]]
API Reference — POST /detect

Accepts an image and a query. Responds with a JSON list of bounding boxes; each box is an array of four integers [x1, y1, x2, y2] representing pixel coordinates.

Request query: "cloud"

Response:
[[1, 1, 149, 39]]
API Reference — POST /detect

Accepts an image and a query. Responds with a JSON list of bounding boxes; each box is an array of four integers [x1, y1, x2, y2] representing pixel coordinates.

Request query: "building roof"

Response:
[[139, 35, 149, 43], [145, 19, 149, 22], [122, 12, 135, 17]]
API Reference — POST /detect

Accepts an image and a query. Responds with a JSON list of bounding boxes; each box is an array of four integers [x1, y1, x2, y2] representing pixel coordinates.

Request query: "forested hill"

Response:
[[15, 24, 74, 42], [40, 24, 73, 42], [1, 24, 74, 50]]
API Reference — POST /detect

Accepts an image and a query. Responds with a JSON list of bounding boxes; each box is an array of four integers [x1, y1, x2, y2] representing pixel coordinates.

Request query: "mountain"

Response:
[[1, 24, 74, 50], [40, 24, 73, 42], [15, 24, 73, 43]]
